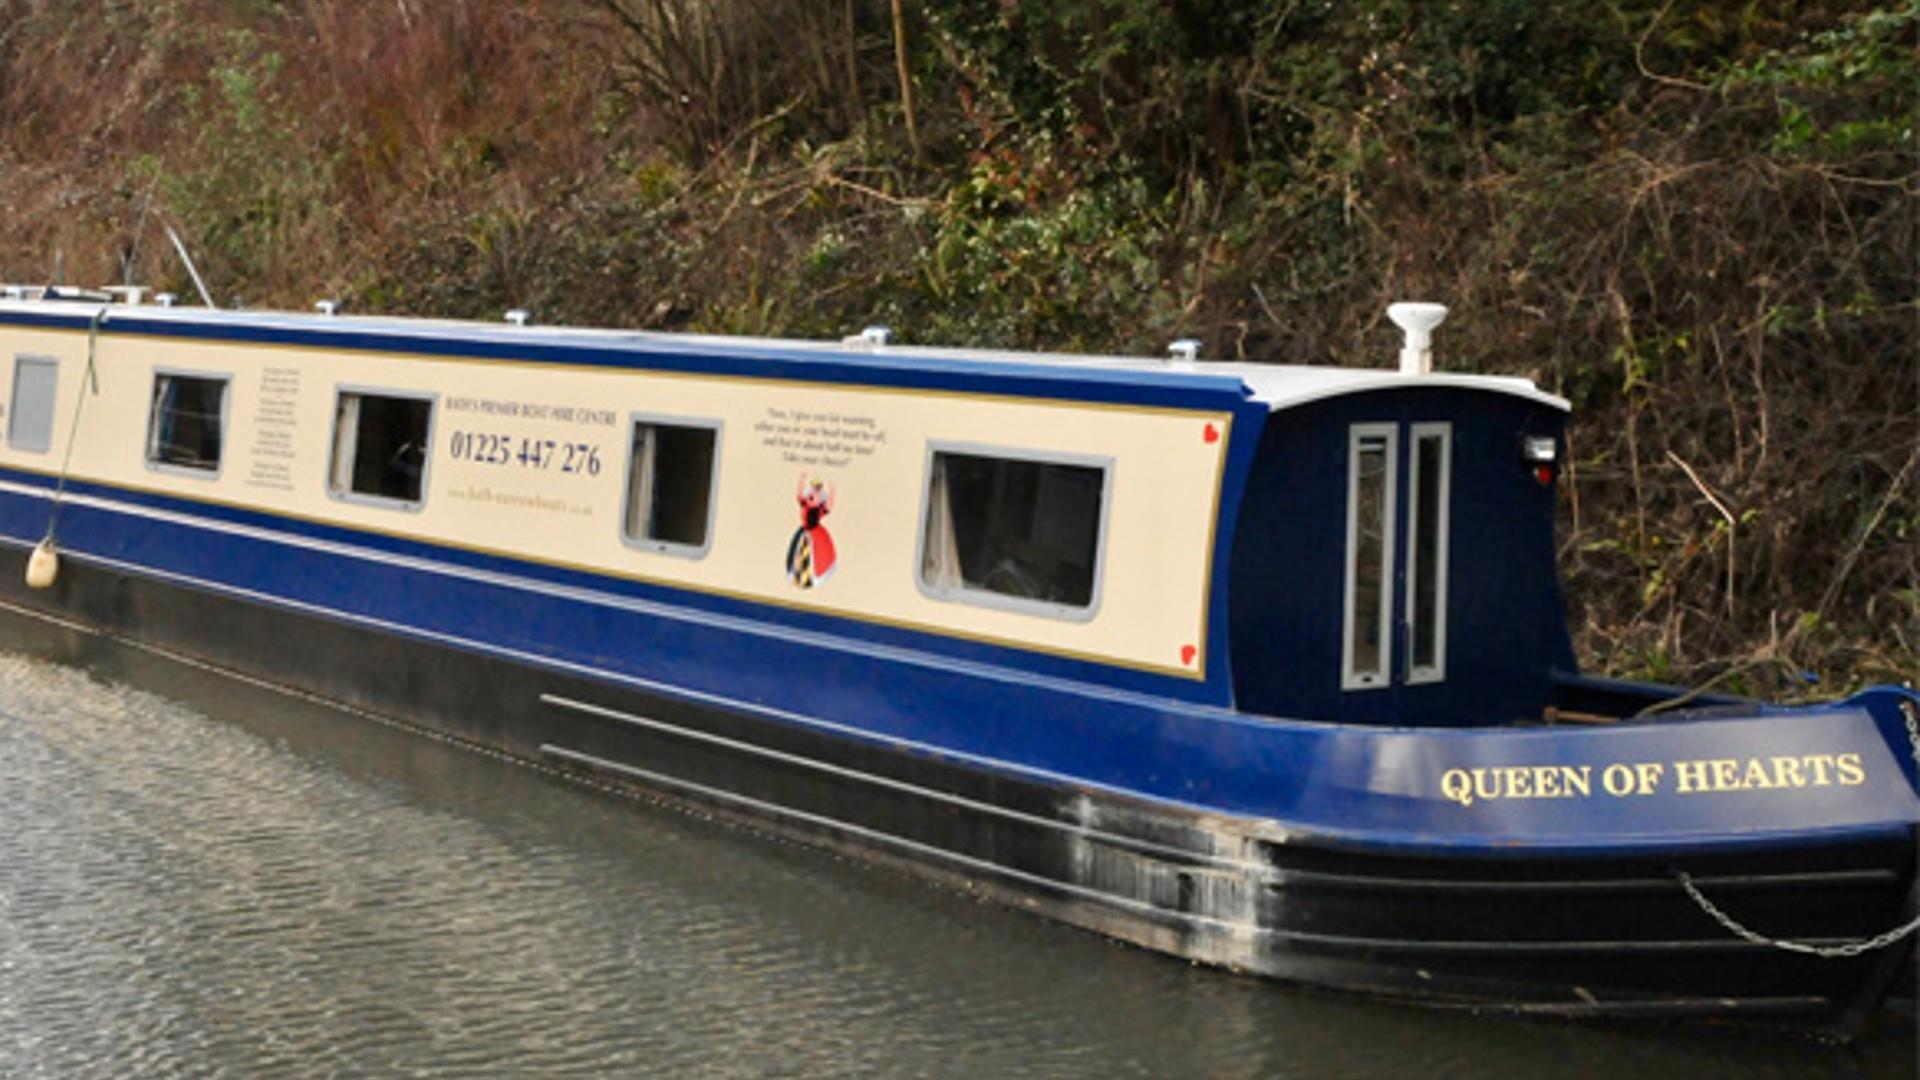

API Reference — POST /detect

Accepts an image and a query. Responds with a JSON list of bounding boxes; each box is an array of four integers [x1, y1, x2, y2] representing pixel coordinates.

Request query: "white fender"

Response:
[[25, 538, 58, 589]]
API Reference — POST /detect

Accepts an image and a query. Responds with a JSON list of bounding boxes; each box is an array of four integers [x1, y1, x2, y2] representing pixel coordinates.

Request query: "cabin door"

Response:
[[1340, 421, 1451, 693]]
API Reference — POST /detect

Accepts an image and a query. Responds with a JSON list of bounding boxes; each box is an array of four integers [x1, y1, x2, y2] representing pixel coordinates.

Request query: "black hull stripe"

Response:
[[542, 693, 1256, 872], [1271, 868, 1900, 894], [538, 743, 1243, 933]]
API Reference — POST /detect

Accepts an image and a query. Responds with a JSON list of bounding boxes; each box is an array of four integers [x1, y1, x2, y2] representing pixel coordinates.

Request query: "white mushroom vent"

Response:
[[1387, 302, 1448, 375]]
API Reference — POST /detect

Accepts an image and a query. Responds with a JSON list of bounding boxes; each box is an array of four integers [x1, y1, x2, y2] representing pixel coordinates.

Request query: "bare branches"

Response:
[[1633, 0, 1713, 94], [1666, 450, 1738, 618], [1815, 440, 1920, 625], [888, 0, 918, 159]]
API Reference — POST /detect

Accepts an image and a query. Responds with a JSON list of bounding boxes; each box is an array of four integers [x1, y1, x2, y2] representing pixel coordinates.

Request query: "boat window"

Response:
[[328, 389, 433, 509], [1406, 423, 1451, 683], [622, 416, 720, 556], [8, 355, 58, 454], [145, 372, 228, 475], [918, 446, 1109, 619], [1342, 424, 1397, 689]]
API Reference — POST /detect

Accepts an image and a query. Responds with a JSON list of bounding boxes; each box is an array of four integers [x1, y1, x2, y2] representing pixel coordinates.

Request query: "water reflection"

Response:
[[0, 625, 1908, 1078]]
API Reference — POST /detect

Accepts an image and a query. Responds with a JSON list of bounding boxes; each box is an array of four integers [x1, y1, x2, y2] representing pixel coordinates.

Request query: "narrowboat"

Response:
[[0, 287, 1913, 1036]]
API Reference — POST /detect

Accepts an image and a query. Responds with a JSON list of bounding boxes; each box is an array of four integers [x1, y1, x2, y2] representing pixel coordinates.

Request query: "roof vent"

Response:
[[505, 309, 530, 327], [1387, 302, 1448, 375], [156, 293, 177, 308], [1167, 339, 1201, 369], [843, 325, 890, 350], [315, 299, 340, 317]]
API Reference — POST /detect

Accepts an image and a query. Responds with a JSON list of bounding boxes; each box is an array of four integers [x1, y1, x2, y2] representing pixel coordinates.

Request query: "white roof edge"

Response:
[[0, 297, 1570, 411], [1244, 369, 1570, 413]]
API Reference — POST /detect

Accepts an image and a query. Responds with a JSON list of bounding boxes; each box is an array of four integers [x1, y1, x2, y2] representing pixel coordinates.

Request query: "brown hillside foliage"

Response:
[[0, 0, 1913, 694]]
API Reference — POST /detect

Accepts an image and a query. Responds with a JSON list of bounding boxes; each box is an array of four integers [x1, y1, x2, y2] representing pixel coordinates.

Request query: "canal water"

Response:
[[0, 618, 1910, 1078]]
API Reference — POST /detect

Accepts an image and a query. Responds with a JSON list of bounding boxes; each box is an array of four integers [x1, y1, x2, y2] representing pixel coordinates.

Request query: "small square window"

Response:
[[8, 355, 59, 454], [146, 372, 228, 474], [622, 418, 720, 555], [329, 389, 433, 507]]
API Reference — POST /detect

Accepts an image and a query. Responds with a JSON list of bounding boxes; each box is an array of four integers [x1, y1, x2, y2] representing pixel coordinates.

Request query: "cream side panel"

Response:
[[3, 328, 1228, 677]]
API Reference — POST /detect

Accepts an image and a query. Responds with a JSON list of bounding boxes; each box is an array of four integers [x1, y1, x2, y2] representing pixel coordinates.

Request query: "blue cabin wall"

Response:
[[1226, 388, 1576, 727]]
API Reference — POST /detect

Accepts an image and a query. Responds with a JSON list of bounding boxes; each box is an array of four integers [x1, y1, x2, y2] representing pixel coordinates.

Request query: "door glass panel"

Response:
[[1407, 424, 1450, 682], [1343, 425, 1396, 688]]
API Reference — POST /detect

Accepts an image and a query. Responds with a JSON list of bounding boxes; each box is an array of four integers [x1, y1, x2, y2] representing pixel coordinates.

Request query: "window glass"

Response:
[[146, 373, 227, 473], [8, 356, 58, 454], [1407, 425, 1451, 682], [920, 449, 1106, 613], [1343, 426, 1396, 688], [624, 419, 719, 553], [329, 390, 432, 506]]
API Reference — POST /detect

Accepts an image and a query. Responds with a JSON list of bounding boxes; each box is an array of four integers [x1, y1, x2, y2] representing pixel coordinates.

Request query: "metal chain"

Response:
[[1673, 695, 1920, 959], [1677, 870, 1920, 959]]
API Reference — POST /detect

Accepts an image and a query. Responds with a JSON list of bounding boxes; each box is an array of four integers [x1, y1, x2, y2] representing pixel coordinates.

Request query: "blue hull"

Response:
[[2, 469, 1915, 1034]]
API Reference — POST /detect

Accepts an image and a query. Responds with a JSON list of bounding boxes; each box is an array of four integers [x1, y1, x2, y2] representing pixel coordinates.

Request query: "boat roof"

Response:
[[0, 294, 1570, 413]]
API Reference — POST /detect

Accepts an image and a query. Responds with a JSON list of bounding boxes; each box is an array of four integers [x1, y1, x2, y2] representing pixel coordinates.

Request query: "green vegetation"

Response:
[[1, 0, 1913, 693]]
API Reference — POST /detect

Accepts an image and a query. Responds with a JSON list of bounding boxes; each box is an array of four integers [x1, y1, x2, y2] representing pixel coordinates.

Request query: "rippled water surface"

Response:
[[0, 622, 1910, 1078]]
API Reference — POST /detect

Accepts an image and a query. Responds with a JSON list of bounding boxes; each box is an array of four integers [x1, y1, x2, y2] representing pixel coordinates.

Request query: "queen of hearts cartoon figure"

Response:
[[787, 473, 837, 588]]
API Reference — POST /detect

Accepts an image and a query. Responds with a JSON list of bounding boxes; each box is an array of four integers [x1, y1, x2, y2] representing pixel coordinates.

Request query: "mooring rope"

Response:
[[1675, 695, 1920, 958], [43, 307, 106, 543]]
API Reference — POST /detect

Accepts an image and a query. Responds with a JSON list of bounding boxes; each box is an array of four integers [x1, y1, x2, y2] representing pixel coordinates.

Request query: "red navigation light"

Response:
[[1521, 435, 1558, 487]]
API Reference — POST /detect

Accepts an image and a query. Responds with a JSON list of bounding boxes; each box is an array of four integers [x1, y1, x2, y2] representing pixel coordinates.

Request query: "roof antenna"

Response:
[[122, 170, 161, 287], [164, 225, 217, 309]]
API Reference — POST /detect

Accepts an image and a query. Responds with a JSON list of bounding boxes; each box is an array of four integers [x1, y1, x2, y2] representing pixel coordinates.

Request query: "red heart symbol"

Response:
[[1180, 644, 1197, 666], [1202, 423, 1219, 444]]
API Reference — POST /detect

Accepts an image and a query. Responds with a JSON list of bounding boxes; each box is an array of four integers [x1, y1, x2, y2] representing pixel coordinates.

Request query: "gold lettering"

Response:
[[1710, 759, 1739, 791], [1634, 761, 1666, 795], [1563, 765, 1592, 798], [1534, 765, 1563, 799], [1602, 763, 1636, 796], [1475, 768, 1502, 804], [1771, 756, 1807, 788], [1673, 759, 1710, 794], [1436, 753, 1871, 806], [1505, 766, 1533, 799]]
